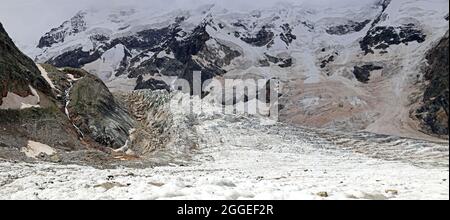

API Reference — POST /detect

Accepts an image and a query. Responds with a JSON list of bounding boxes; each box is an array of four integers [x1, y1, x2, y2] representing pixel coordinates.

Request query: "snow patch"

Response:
[[0, 86, 40, 110], [157, 50, 174, 59], [37, 64, 57, 89], [21, 141, 56, 158]]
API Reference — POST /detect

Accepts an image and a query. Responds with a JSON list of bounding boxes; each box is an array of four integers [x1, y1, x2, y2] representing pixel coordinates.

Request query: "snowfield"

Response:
[[0, 94, 448, 200]]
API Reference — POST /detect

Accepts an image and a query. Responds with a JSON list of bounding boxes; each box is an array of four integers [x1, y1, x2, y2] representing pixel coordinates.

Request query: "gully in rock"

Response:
[[64, 76, 85, 138]]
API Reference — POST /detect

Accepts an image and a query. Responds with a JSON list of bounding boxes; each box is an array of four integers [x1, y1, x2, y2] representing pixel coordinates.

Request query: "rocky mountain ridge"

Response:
[[0, 23, 141, 166], [26, 0, 450, 140]]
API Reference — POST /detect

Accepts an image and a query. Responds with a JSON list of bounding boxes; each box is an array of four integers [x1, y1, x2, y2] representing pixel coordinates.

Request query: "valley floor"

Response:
[[0, 110, 448, 200]]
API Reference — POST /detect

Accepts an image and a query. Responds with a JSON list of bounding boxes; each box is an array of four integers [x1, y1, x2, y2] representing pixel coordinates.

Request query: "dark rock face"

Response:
[[45, 17, 179, 75], [231, 21, 249, 31], [326, 20, 371, 35], [0, 22, 51, 105], [353, 64, 383, 83], [169, 25, 210, 63], [38, 12, 87, 48], [259, 59, 270, 67], [48, 47, 103, 68], [111, 26, 173, 52], [301, 21, 315, 31], [241, 27, 275, 47], [196, 39, 241, 68], [40, 65, 139, 149], [263, 54, 293, 68], [415, 32, 449, 137], [360, 24, 426, 54], [320, 55, 335, 69], [67, 74, 135, 148], [1, 25, 87, 155], [280, 24, 297, 46], [135, 76, 171, 91], [90, 34, 110, 42], [378, 0, 391, 12], [371, 0, 391, 28], [279, 58, 293, 68], [129, 24, 240, 89]]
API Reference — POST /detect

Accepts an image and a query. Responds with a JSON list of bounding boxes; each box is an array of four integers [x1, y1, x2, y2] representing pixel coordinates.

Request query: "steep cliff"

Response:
[[0, 23, 51, 106], [415, 31, 449, 138]]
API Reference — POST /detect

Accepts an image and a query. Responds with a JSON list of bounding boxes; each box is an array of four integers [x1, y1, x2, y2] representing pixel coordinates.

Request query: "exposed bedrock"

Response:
[[67, 74, 135, 148], [353, 64, 383, 83], [360, 24, 426, 54], [414, 31, 449, 138]]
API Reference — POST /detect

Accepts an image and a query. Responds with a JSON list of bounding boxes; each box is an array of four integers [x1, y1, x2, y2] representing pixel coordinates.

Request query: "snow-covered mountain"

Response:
[[1, 0, 449, 200], [32, 0, 449, 140]]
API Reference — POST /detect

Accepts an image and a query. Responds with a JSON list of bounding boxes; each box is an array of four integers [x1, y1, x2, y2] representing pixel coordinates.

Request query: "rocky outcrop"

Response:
[[262, 54, 293, 68], [360, 24, 426, 54], [67, 73, 135, 148], [128, 24, 240, 88], [47, 47, 103, 68], [326, 20, 371, 35], [415, 31, 449, 138], [280, 24, 297, 46], [241, 26, 275, 47], [135, 76, 171, 91], [320, 55, 336, 69], [371, 0, 391, 28], [353, 64, 383, 83], [118, 90, 199, 161], [111, 26, 172, 52]]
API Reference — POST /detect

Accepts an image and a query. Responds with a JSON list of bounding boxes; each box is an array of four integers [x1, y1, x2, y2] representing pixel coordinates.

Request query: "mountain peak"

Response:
[[29, 0, 449, 139]]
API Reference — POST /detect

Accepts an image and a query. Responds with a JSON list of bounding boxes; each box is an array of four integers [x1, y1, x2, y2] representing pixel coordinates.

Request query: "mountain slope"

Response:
[[414, 31, 449, 138], [1, 22, 87, 159], [0, 22, 51, 108], [0, 23, 137, 163], [31, 0, 449, 140]]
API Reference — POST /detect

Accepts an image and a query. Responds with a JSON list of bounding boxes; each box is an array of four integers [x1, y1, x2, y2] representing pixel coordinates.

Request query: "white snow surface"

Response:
[[37, 64, 56, 89], [20, 141, 56, 159], [84, 44, 126, 81]]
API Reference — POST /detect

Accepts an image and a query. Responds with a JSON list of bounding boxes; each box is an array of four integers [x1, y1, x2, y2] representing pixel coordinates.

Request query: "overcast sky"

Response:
[[0, 0, 375, 51]]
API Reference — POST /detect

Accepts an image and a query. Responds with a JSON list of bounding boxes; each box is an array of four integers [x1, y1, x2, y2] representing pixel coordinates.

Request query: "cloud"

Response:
[[0, 0, 377, 51], [0, 0, 279, 48]]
